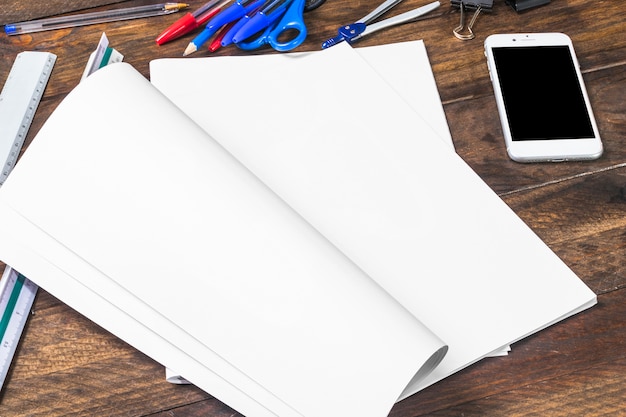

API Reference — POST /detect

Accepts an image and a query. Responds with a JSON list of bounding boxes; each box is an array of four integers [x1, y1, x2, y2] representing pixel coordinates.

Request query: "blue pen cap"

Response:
[[4, 25, 17, 35]]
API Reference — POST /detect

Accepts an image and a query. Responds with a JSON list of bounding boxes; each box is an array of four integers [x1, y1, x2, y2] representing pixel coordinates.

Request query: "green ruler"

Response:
[[0, 267, 38, 389]]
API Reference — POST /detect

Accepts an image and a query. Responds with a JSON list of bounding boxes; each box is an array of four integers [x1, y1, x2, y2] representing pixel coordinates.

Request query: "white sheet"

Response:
[[150, 41, 596, 398]]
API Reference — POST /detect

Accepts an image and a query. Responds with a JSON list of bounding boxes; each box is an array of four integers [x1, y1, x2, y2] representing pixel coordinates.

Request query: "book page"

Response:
[[0, 205, 280, 417], [150, 41, 596, 400], [162, 42, 478, 384], [0, 62, 447, 417]]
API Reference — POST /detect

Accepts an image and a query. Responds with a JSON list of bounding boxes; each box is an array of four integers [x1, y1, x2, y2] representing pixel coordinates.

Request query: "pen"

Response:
[[209, 21, 237, 52], [230, 0, 288, 44], [156, 0, 230, 45], [5, 3, 189, 35], [183, 0, 262, 56], [219, 1, 264, 48]]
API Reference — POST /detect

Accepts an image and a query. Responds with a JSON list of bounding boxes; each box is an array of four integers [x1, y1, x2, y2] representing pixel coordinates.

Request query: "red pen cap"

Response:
[[156, 13, 200, 45], [209, 20, 236, 52]]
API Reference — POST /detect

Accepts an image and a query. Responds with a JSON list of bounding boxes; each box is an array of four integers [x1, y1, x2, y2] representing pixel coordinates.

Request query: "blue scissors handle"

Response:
[[267, 0, 307, 51], [237, 0, 307, 52]]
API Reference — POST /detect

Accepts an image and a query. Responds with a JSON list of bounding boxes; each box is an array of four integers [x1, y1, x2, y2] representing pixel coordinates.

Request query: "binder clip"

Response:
[[505, 0, 550, 12], [450, 0, 492, 40]]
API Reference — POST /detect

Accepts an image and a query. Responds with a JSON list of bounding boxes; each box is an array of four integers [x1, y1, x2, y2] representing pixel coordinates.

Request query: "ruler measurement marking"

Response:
[[0, 268, 37, 389], [0, 51, 56, 185]]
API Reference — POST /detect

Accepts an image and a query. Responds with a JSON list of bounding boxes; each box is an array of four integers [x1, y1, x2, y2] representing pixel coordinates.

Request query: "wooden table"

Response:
[[0, 0, 624, 415]]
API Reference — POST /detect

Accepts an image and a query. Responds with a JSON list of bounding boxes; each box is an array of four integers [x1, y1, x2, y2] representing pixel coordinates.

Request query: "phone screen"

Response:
[[491, 46, 595, 141]]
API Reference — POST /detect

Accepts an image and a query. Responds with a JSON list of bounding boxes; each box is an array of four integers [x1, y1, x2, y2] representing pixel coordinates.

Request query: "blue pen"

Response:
[[231, 0, 289, 44], [220, 0, 265, 47], [183, 0, 260, 55]]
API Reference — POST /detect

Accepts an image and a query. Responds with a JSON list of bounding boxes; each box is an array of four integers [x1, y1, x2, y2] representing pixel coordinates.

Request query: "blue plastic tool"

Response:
[[322, 0, 440, 49]]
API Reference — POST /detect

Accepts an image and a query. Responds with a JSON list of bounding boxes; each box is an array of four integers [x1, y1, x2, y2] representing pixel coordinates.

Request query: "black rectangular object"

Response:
[[505, 0, 550, 12]]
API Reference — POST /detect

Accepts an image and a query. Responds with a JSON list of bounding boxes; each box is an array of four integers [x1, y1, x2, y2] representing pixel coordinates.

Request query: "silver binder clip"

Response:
[[451, 0, 491, 40], [453, 2, 482, 40]]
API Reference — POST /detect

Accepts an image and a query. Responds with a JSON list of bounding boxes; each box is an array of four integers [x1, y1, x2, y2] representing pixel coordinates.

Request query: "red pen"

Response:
[[156, 0, 231, 45], [208, 20, 237, 52]]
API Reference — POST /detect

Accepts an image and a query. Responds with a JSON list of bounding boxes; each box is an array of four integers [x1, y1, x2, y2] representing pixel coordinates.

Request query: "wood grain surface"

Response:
[[0, 0, 624, 415], [0, 0, 131, 25]]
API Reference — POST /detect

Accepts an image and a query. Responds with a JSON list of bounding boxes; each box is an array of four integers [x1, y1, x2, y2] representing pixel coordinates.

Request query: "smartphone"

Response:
[[484, 33, 603, 162]]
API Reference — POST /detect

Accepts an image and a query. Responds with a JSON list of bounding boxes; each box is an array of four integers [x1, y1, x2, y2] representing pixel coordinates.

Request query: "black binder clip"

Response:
[[505, 0, 550, 12], [450, 0, 492, 40]]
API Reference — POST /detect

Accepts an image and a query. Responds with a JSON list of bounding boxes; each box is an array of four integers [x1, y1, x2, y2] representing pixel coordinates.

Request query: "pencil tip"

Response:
[[183, 43, 196, 57]]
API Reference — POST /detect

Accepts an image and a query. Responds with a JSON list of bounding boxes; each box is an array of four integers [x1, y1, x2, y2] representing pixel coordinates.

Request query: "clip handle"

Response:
[[453, 2, 482, 40]]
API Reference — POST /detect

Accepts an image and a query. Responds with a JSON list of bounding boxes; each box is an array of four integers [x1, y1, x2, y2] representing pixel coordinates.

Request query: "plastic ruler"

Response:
[[0, 51, 56, 390], [0, 267, 38, 388], [0, 51, 56, 185]]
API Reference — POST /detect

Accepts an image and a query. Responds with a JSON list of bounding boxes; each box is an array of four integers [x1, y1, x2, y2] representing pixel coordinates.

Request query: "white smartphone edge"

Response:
[[484, 32, 603, 163]]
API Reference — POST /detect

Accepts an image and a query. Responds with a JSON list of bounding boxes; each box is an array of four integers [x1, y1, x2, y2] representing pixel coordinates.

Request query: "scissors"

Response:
[[230, 0, 308, 52], [322, 0, 440, 49]]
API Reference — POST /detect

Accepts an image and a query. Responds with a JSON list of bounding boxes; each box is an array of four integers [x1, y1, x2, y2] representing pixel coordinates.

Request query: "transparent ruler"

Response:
[[0, 51, 56, 390]]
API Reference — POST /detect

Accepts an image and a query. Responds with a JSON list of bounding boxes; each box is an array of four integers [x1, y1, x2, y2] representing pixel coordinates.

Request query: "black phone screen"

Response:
[[492, 45, 595, 141]]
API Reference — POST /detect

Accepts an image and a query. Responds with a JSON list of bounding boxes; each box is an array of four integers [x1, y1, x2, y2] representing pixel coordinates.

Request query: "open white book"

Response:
[[0, 41, 595, 417]]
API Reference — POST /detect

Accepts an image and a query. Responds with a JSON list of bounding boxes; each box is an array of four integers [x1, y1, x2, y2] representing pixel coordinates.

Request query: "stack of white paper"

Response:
[[0, 41, 595, 417]]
